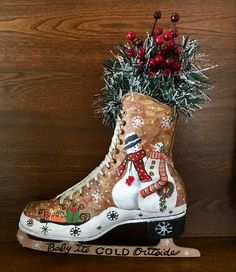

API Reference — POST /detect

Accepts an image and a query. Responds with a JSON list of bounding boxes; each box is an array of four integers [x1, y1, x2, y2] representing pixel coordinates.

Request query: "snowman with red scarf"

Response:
[[112, 132, 152, 209]]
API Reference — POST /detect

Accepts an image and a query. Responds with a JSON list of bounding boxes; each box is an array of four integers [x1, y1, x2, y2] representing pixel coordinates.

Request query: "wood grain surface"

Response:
[[0, 0, 235, 249]]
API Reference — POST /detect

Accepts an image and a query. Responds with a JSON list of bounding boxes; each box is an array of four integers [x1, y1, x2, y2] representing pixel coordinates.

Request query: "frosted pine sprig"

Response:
[[95, 11, 216, 127]]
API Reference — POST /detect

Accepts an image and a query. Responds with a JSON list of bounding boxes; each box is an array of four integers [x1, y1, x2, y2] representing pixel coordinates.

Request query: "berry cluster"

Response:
[[126, 11, 182, 77]]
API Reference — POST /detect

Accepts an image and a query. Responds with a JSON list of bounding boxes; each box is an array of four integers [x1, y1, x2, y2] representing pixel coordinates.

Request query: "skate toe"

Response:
[[23, 199, 58, 222]]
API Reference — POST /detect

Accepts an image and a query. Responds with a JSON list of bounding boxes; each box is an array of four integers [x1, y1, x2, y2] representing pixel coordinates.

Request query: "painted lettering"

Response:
[[48, 242, 71, 254], [95, 246, 130, 256], [74, 243, 91, 254], [133, 247, 181, 257]]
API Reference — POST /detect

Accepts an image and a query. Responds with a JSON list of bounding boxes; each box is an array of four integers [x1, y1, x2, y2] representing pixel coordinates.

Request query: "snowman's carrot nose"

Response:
[[150, 144, 155, 149], [139, 140, 147, 148]]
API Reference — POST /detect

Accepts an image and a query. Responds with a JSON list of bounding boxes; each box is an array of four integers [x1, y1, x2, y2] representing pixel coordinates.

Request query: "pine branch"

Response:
[[95, 33, 215, 127]]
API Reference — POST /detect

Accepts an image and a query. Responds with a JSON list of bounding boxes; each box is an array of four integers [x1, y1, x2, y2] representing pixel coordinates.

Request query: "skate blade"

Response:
[[17, 229, 200, 257]]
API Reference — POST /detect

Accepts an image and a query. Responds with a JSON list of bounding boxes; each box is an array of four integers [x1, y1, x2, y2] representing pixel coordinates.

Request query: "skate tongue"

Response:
[[56, 119, 122, 203]]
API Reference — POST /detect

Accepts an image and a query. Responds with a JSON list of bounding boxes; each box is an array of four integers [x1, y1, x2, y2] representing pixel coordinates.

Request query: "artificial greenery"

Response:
[[95, 11, 214, 127]]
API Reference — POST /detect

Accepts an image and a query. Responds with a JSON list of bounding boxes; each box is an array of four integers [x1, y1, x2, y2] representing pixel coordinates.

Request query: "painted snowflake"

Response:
[[91, 190, 104, 203], [155, 222, 173, 236], [41, 223, 52, 236], [107, 210, 119, 221], [132, 116, 144, 128], [27, 219, 34, 227], [70, 226, 81, 237], [31, 241, 41, 250], [162, 238, 173, 246], [160, 116, 173, 129]]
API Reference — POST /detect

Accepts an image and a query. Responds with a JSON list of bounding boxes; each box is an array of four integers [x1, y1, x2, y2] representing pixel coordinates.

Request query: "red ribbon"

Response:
[[117, 149, 152, 182]]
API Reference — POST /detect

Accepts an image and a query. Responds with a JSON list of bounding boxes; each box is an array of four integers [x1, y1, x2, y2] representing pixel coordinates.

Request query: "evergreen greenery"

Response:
[[95, 34, 214, 127]]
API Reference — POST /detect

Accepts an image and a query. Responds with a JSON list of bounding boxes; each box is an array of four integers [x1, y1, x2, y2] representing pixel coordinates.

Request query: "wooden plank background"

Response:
[[0, 0, 235, 245]]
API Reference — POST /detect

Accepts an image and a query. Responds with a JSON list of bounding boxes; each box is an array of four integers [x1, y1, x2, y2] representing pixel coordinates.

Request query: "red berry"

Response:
[[137, 48, 146, 57], [171, 29, 179, 37], [175, 46, 181, 55], [154, 27, 163, 36], [165, 57, 173, 66], [171, 13, 180, 23], [161, 45, 168, 55], [155, 36, 164, 45], [128, 49, 135, 58], [171, 61, 181, 71], [163, 32, 172, 41], [163, 68, 172, 76], [127, 31, 136, 41], [166, 40, 174, 48], [155, 55, 163, 64], [148, 71, 156, 77], [149, 58, 156, 67]]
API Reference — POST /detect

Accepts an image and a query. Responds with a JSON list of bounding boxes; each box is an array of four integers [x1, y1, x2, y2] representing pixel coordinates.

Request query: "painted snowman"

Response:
[[112, 132, 152, 210], [138, 142, 177, 212]]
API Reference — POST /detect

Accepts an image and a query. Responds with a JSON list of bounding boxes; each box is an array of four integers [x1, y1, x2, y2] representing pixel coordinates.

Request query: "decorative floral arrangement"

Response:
[[95, 10, 215, 127]]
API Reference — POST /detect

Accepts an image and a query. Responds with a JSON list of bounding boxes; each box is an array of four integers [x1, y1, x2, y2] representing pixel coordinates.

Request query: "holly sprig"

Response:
[[95, 10, 214, 127]]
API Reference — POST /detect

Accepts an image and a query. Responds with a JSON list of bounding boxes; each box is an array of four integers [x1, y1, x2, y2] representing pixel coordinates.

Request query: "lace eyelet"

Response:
[[121, 109, 127, 116], [107, 164, 113, 170], [120, 129, 125, 135]]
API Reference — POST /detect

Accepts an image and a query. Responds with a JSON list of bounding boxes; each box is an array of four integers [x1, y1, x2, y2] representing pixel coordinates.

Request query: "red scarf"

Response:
[[116, 149, 151, 182]]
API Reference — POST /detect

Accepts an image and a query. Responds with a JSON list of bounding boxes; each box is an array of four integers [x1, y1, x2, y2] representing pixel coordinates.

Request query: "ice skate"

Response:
[[17, 10, 214, 257], [17, 92, 198, 257]]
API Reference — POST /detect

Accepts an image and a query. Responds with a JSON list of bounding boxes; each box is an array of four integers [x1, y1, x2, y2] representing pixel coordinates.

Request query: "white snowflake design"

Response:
[[155, 222, 173, 236], [107, 210, 119, 221], [96, 225, 102, 231], [70, 226, 81, 237], [91, 190, 104, 203], [132, 116, 144, 128], [41, 223, 52, 236], [160, 116, 173, 129], [27, 219, 34, 227], [31, 241, 42, 250], [162, 238, 173, 246]]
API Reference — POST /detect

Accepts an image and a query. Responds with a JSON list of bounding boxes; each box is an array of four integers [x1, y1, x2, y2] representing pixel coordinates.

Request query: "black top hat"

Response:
[[124, 132, 141, 150]]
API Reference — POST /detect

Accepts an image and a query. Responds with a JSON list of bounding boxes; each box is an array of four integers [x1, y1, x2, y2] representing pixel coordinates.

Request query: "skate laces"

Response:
[[56, 110, 127, 204]]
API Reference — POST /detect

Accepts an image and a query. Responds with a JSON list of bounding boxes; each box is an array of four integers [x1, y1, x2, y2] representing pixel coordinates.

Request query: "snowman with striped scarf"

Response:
[[138, 142, 177, 212]]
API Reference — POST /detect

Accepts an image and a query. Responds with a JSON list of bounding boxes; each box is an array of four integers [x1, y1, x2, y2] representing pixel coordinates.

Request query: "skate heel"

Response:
[[146, 215, 186, 239]]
